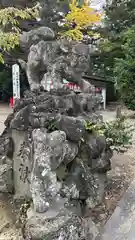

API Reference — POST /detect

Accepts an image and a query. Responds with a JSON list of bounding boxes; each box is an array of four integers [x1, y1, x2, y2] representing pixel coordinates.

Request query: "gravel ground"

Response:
[[0, 104, 12, 135]]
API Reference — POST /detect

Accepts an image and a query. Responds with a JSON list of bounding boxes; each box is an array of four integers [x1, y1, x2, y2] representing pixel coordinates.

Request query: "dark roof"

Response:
[[83, 74, 115, 84]]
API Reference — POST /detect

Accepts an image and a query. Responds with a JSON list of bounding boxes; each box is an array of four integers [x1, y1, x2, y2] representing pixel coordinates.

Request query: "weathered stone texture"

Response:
[[19, 26, 94, 93], [0, 87, 112, 239]]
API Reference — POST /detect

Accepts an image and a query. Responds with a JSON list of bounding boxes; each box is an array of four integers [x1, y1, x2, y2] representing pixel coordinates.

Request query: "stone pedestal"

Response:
[[0, 88, 112, 239], [24, 200, 99, 240]]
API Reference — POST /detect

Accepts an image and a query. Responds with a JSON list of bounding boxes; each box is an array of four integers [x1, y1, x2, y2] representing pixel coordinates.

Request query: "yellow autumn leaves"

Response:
[[61, 0, 102, 40], [0, 5, 39, 63]]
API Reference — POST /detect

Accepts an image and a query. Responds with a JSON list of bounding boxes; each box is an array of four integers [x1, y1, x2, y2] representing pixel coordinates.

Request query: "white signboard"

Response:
[[12, 64, 20, 103]]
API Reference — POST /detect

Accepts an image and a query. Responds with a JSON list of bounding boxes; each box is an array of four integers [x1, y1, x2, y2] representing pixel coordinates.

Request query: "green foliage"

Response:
[[85, 118, 134, 152], [45, 119, 58, 132], [0, 64, 12, 99], [95, 0, 135, 78], [0, 4, 39, 62], [104, 0, 135, 33], [44, 115, 134, 152], [84, 120, 104, 136], [101, 119, 133, 152], [114, 25, 135, 109]]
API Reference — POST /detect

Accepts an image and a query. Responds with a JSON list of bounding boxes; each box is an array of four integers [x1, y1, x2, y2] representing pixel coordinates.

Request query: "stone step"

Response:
[[96, 178, 135, 240]]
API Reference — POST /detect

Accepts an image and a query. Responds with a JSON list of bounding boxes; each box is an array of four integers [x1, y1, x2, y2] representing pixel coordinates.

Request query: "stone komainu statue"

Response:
[[19, 26, 93, 92]]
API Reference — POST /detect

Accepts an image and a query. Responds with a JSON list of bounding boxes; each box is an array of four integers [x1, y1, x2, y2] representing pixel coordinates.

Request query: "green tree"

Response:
[[94, 0, 135, 78], [0, 3, 39, 100], [0, 64, 12, 100], [0, 4, 39, 62], [114, 25, 135, 109]]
